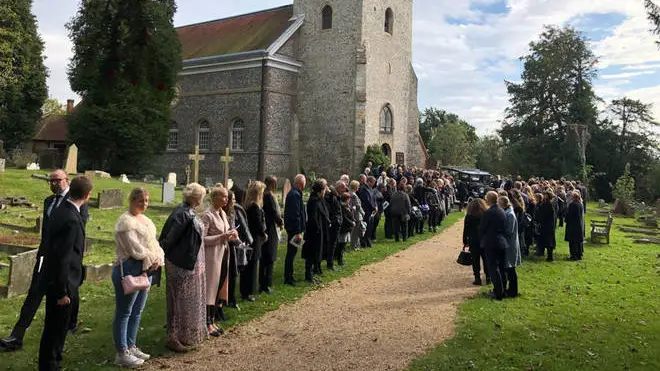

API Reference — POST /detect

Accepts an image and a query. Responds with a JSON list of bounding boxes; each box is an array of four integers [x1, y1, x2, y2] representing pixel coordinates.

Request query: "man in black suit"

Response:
[[479, 191, 508, 301], [283, 174, 306, 286], [0, 170, 89, 352], [38, 175, 92, 371], [357, 175, 376, 248]]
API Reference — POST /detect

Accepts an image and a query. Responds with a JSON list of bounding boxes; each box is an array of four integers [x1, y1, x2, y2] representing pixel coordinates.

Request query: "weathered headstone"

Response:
[[598, 199, 606, 208], [84, 170, 95, 178], [98, 189, 123, 209], [166, 172, 177, 185], [7, 249, 38, 297], [204, 177, 213, 189], [26, 163, 40, 171], [0, 158, 5, 173], [282, 178, 292, 207], [63, 144, 78, 174], [162, 182, 175, 204], [184, 165, 191, 185], [119, 174, 130, 184], [84, 170, 111, 179]]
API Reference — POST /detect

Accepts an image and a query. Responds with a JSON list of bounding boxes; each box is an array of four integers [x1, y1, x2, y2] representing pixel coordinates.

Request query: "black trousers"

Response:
[[284, 240, 298, 283], [392, 216, 408, 242], [334, 242, 346, 265], [408, 217, 416, 238], [258, 258, 274, 290], [384, 212, 392, 239], [569, 241, 584, 259], [304, 259, 315, 280], [240, 258, 258, 298], [38, 291, 77, 371], [219, 247, 237, 305], [485, 248, 506, 300], [361, 216, 374, 247], [370, 214, 380, 240], [428, 209, 438, 231], [505, 267, 518, 297], [13, 265, 78, 340], [470, 246, 488, 279]]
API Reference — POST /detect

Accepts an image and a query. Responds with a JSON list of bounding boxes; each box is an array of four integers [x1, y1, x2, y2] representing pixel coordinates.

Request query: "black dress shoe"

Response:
[[260, 287, 273, 295], [241, 295, 256, 302], [226, 301, 240, 309], [0, 335, 23, 351], [472, 279, 482, 286], [68, 325, 78, 335]]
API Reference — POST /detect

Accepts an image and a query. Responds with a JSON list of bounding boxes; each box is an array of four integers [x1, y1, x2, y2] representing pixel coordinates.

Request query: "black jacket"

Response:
[[284, 188, 306, 235], [41, 201, 86, 298], [302, 192, 328, 262], [339, 202, 356, 234], [38, 192, 89, 257], [246, 203, 267, 262], [537, 202, 557, 248], [389, 190, 411, 218], [463, 214, 482, 249], [159, 202, 203, 271], [478, 205, 508, 252], [564, 201, 584, 243], [233, 204, 253, 246], [357, 183, 376, 216], [262, 192, 283, 263]]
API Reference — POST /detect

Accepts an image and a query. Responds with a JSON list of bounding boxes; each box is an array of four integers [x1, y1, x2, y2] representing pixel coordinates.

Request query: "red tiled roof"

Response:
[[177, 5, 294, 60], [33, 114, 68, 142]]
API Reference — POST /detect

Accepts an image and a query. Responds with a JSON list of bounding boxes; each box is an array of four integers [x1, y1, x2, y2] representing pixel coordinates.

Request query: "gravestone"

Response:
[[63, 144, 78, 174], [26, 163, 40, 170], [0, 158, 5, 173], [205, 177, 213, 189], [282, 179, 292, 207], [84, 170, 95, 178], [84, 170, 111, 179], [98, 189, 123, 209], [162, 182, 175, 204], [396, 152, 405, 165], [7, 249, 38, 297], [598, 199, 606, 208], [166, 172, 177, 185], [119, 174, 130, 183]]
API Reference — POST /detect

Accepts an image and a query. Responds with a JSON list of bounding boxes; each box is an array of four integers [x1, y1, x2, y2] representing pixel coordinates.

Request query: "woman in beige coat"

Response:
[[201, 186, 237, 336]]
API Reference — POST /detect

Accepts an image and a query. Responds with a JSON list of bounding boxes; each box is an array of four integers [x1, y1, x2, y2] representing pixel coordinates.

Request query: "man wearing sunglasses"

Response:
[[0, 169, 89, 352]]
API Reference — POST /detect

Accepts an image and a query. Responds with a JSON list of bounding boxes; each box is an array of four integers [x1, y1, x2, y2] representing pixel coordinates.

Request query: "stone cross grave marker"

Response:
[[0, 158, 5, 173], [162, 182, 175, 204], [282, 178, 292, 207], [166, 172, 177, 185], [185, 165, 191, 186], [63, 144, 78, 174], [188, 145, 205, 184], [98, 189, 123, 209], [220, 147, 234, 188]]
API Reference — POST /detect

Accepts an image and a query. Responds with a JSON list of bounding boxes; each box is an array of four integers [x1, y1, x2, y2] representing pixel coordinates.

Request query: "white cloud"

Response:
[[601, 71, 656, 79]]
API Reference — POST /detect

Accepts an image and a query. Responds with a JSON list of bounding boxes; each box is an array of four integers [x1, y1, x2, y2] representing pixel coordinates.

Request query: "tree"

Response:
[[66, 0, 181, 174], [500, 26, 599, 179], [0, 0, 48, 151], [475, 135, 506, 174], [608, 98, 659, 152], [419, 108, 477, 167], [42, 98, 66, 117], [362, 144, 391, 171], [646, 0, 660, 45]]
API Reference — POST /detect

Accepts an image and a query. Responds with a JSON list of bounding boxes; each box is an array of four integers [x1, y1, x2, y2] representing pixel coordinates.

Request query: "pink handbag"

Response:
[[119, 259, 151, 295]]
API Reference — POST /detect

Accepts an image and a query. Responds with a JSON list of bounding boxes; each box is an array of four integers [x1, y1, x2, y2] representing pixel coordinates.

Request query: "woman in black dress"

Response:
[[536, 190, 557, 262], [565, 191, 585, 261], [302, 179, 329, 284], [463, 198, 489, 285]]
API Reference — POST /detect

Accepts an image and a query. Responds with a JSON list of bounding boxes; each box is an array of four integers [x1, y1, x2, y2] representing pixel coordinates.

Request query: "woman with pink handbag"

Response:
[[112, 188, 164, 368]]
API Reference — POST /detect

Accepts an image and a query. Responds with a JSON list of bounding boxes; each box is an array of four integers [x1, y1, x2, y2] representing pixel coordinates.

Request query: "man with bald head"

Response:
[[1, 170, 89, 351], [283, 174, 307, 286]]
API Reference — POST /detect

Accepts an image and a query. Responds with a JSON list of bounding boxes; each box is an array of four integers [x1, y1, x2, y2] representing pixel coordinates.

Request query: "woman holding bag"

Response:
[[112, 188, 164, 368]]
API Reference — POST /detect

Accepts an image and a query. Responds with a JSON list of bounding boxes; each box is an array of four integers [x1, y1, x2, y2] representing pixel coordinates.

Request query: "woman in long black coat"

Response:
[[462, 198, 489, 285], [303, 179, 329, 283], [324, 185, 342, 270], [241, 181, 267, 302], [564, 191, 585, 261], [536, 191, 557, 262], [261, 176, 283, 294]]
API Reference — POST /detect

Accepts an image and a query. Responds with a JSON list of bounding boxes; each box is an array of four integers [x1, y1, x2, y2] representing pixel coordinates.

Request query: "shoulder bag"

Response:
[[119, 259, 151, 295]]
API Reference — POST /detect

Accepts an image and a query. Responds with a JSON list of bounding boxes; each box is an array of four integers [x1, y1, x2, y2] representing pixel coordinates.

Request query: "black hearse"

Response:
[[441, 167, 492, 199]]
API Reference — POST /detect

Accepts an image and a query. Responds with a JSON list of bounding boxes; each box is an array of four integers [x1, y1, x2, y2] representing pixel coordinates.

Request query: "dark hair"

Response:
[[264, 175, 277, 193], [311, 179, 325, 193], [69, 176, 93, 200], [466, 198, 487, 217]]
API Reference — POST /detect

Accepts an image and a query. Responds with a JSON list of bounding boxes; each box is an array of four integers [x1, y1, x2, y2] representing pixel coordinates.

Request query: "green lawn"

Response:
[[0, 201, 463, 370], [410, 206, 660, 371]]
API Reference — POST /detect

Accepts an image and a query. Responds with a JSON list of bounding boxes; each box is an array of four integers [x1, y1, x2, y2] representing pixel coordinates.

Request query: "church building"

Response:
[[165, 0, 427, 185]]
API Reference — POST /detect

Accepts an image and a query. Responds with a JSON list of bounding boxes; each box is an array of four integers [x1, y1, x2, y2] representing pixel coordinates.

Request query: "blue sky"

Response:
[[33, 0, 660, 134]]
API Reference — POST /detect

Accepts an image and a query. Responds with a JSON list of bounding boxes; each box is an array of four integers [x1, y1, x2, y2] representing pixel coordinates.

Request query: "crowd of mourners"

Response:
[[0, 165, 588, 369], [463, 177, 587, 301]]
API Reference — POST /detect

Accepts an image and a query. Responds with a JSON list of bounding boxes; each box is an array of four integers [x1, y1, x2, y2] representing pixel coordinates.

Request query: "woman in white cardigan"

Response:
[[201, 185, 238, 337], [112, 188, 164, 368]]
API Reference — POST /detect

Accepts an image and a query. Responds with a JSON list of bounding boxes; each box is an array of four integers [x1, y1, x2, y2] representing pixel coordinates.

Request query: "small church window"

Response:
[[380, 104, 393, 134], [198, 120, 210, 151], [167, 121, 178, 151], [231, 119, 244, 151], [385, 8, 393, 35], [322, 5, 333, 30]]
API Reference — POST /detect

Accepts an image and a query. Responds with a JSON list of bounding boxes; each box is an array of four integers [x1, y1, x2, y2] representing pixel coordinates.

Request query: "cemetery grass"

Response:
[[0, 208, 463, 370], [409, 205, 660, 371]]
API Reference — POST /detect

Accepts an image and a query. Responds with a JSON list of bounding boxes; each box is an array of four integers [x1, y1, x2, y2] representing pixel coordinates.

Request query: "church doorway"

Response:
[[381, 143, 392, 159]]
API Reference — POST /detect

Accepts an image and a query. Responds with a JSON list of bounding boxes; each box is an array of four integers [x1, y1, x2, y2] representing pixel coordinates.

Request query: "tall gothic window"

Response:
[[231, 119, 244, 151], [322, 5, 333, 30], [198, 120, 210, 151], [385, 8, 394, 35], [167, 121, 178, 151], [380, 104, 393, 134]]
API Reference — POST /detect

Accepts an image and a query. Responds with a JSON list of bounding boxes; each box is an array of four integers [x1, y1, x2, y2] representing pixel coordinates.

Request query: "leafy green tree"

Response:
[[500, 26, 599, 179], [42, 98, 66, 117], [362, 144, 391, 171], [608, 98, 659, 153], [475, 135, 506, 174], [0, 0, 48, 151], [419, 108, 477, 167], [66, 0, 181, 173], [646, 0, 660, 44]]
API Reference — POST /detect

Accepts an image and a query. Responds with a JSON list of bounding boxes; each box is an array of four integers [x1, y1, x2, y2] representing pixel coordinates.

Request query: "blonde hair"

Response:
[[244, 181, 266, 208], [183, 183, 206, 204], [498, 196, 511, 209], [349, 180, 360, 192], [209, 185, 227, 201], [129, 187, 149, 202], [572, 190, 583, 203]]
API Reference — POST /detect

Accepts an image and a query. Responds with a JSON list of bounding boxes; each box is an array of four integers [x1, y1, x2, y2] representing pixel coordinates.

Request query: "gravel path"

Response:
[[146, 220, 479, 371]]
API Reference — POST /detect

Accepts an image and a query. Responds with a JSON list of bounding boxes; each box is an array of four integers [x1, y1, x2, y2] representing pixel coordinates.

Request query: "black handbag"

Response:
[[457, 247, 473, 266]]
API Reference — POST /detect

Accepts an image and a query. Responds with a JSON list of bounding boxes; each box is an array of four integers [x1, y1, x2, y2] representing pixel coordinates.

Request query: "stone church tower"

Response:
[[294, 0, 423, 176], [165, 2, 426, 186]]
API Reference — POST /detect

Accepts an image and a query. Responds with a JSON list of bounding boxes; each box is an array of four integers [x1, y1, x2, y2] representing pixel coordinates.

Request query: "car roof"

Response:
[[441, 167, 491, 176]]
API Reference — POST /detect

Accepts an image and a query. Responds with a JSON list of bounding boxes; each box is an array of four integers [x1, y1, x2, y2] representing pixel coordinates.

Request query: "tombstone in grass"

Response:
[[98, 189, 124, 209], [119, 174, 130, 184], [26, 163, 40, 170], [166, 172, 177, 185], [281, 178, 292, 207], [204, 177, 214, 189], [63, 144, 78, 174], [184, 166, 191, 186], [162, 182, 176, 204], [0, 158, 5, 173]]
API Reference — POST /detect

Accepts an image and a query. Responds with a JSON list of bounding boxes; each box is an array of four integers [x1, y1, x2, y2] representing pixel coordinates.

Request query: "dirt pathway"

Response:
[[147, 220, 479, 371]]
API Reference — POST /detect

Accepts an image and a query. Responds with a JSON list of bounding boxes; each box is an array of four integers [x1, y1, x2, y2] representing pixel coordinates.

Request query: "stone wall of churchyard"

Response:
[[406, 67, 426, 168], [293, 0, 364, 179], [164, 67, 263, 186], [361, 0, 414, 166]]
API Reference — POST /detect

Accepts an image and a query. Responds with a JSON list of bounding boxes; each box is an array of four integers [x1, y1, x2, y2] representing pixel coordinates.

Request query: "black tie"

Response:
[[49, 195, 62, 216]]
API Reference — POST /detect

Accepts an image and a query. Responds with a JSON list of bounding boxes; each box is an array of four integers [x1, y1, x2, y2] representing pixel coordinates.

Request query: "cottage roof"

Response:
[[177, 5, 294, 60], [33, 114, 68, 142]]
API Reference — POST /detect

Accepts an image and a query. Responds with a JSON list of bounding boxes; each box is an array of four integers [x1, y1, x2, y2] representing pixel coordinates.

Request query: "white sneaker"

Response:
[[129, 347, 151, 361], [114, 350, 144, 368]]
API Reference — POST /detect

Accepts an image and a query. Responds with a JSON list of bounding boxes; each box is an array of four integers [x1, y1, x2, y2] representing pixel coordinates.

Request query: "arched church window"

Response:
[[198, 120, 210, 151], [380, 104, 393, 134], [167, 121, 178, 151], [385, 8, 394, 35], [322, 5, 333, 30], [231, 119, 244, 151]]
